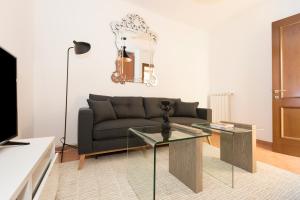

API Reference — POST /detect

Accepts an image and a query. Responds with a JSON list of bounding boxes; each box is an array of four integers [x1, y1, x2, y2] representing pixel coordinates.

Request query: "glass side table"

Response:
[[192, 122, 257, 173], [127, 124, 210, 200]]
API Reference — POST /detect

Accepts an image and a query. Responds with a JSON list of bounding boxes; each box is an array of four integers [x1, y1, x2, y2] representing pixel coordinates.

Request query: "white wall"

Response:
[[209, 0, 300, 142], [0, 0, 35, 138], [4, 0, 298, 144], [33, 0, 210, 145]]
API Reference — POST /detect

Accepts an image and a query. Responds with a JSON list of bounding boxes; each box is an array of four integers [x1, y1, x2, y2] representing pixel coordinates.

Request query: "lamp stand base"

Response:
[[60, 137, 77, 163]]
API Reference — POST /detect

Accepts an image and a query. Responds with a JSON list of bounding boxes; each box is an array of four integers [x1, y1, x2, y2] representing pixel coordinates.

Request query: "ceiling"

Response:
[[124, 0, 267, 30]]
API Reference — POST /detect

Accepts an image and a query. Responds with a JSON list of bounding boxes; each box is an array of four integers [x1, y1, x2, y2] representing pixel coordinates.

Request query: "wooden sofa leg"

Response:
[[78, 154, 86, 170], [207, 136, 212, 145]]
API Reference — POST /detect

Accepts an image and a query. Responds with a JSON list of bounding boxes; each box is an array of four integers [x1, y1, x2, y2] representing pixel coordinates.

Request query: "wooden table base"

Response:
[[220, 122, 257, 173], [169, 138, 203, 193]]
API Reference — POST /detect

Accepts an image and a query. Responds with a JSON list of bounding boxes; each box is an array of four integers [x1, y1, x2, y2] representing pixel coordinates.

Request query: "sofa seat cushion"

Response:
[[111, 97, 146, 118], [93, 118, 160, 140], [144, 97, 181, 118], [150, 117, 207, 126]]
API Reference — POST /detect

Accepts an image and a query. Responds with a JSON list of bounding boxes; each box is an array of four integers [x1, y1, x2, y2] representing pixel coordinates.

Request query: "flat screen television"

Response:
[[0, 47, 17, 145]]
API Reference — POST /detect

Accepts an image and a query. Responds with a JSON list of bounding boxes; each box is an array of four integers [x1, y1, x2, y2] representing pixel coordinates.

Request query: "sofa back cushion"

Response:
[[87, 99, 117, 124], [111, 97, 146, 118], [89, 94, 110, 101], [174, 101, 199, 117], [144, 97, 180, 118]]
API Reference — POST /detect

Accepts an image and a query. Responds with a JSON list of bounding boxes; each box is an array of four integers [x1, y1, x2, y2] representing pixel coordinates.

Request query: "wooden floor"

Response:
[[58, 134, 300, 175], [209, 134, 300, 175]]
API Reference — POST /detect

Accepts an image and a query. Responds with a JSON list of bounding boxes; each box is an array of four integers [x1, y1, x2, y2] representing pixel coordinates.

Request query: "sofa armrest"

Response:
[[196, 108, 212, 122], [78, 107, 94, 155]]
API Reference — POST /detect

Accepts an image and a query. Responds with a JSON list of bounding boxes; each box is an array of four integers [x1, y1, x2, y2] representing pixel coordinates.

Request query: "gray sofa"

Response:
[[78, 94, 212, 165]]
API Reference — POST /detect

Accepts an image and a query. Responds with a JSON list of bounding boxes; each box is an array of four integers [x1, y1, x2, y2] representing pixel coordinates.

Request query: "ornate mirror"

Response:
[[110, 14, 158, 86]]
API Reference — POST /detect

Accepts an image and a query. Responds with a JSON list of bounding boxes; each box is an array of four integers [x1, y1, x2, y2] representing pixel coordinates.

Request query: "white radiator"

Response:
[[208, 92, 233, 123]]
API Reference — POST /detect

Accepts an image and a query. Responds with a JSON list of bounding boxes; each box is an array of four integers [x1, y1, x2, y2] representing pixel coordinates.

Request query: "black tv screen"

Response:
[[0, 47, 17, 144]]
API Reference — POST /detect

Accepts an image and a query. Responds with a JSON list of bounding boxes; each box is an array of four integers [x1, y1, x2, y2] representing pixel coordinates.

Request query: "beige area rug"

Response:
[[57, 144, 300, 200]]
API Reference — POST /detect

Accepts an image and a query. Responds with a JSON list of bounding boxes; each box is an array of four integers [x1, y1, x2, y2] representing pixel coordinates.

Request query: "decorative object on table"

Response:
[[160, 101, 172, 140], [210, 122, 234, 129], [61, 40, 91, 162], [110, 13, 158, 86]]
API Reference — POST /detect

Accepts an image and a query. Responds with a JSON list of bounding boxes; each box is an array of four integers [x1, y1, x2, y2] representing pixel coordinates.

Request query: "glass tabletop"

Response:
[[192, 123, 252, 134], [128, 124, 211, 147]]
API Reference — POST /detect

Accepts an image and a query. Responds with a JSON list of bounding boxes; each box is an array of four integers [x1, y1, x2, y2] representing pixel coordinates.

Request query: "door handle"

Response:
[[274, 89, 287, 94]]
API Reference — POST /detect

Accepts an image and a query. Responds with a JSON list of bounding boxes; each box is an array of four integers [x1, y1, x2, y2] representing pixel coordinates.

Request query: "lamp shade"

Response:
[[73, 40, 91, 54]]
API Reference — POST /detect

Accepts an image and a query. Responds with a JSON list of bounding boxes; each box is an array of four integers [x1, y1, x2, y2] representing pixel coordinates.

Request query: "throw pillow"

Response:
[[87, 99, 117, 124], [89, 94, 110, 101], [174, 101, 199, 118]]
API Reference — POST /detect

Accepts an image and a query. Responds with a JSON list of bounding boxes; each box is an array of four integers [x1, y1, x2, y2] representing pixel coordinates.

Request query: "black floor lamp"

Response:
[[61, 40, 91, 162]]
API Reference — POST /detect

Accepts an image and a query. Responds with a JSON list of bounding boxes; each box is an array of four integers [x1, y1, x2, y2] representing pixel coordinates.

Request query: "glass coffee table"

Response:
[[127, 123, 210, 200], [127, 122, 256, 200]]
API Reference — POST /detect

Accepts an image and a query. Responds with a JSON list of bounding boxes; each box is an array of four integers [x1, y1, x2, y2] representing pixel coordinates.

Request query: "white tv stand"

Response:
[[0, 137, 59, 200]]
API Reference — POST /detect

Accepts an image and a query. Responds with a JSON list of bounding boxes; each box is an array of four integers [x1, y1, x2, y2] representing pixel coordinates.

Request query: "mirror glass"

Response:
[[111, 14, 158, 86]]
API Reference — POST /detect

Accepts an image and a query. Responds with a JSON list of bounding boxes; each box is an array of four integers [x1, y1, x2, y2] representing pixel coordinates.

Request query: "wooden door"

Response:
[[272, 13, 300, 157]]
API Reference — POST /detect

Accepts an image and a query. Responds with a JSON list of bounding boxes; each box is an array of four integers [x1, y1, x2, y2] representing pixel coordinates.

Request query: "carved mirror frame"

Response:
[[110, 14, 158, 86]]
